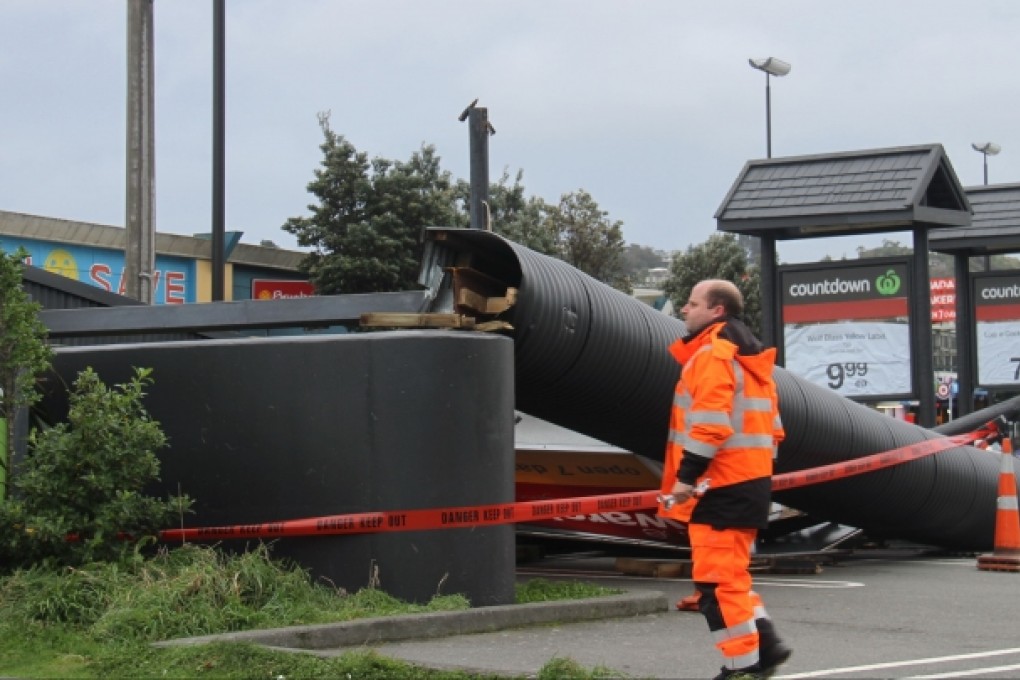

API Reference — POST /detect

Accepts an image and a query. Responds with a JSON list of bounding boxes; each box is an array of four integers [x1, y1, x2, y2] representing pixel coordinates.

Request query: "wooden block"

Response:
[[359, 313, 474, 329], [615, 557, 693, 578], [652, 561, 693, 578], [614, 557, 659, 576]]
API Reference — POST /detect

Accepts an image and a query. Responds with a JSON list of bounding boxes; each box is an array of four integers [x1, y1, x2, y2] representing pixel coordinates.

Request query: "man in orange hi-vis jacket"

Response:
[[658, 279, 791, 680]]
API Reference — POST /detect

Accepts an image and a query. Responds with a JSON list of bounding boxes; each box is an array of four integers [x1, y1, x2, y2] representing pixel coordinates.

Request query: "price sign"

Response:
[[825, 361, 870, 390], [976, 320, 1020, 385], [784, 321, 911, 397], [974, 275, 1020, 387]]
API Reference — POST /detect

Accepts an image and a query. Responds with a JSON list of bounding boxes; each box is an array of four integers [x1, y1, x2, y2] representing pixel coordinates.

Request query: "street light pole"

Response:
[[765, 70, 772, 158], [748, 57, 791, 159], [125, 0, 155, 304], [971, 142, 1001, 186], [747, 58, 790, 349], [971, 142, 1001, 273], [212, 0, 225, 301]]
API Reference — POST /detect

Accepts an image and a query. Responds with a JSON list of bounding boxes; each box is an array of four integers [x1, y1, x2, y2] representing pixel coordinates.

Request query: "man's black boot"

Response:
[[711, 664, 765, 680], [756, 618, 792, 676]]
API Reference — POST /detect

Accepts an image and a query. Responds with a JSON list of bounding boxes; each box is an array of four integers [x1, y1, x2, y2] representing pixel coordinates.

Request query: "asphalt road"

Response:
[[345, 548, 1020, 679]]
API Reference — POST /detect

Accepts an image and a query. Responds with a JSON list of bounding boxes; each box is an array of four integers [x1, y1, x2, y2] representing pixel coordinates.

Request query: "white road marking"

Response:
[[776, 648, 1020, 678], [751, 577, 864, 588], [517, 569, 863, 588], [905, 662, 1020, 678]]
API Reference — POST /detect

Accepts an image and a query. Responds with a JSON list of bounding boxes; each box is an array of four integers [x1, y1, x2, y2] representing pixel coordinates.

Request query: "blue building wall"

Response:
[[0, 236, 197, 304]]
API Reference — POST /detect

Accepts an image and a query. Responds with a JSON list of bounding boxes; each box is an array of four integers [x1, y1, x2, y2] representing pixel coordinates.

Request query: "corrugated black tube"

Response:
[[426, 229, 1018, 551], [932, 394, 1020, 437], [498, 238, 681, 460]]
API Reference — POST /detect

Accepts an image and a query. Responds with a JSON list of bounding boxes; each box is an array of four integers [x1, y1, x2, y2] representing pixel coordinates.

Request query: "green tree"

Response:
[[989, 254, 1020, 270], [665, 233, 763, 337], [0, 367, 191, 568], [546, 189, 629, 291], [0, 248, 53, 500], [284, 117, 629, 293], [453, 179, 629, 290], [620, 244, 668, 285], [856, 238, 957, 277], [855, 238, 912, 259], [455, 169, 558, 256], [283, 113, 459, 294]]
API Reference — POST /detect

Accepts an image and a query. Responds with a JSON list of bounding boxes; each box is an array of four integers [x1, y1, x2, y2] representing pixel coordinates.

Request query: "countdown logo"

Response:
[[788, 277, 871, 297], [787, 269, 902, 298], [875, 270, 901, 295], [980, 284, 1020, 300]]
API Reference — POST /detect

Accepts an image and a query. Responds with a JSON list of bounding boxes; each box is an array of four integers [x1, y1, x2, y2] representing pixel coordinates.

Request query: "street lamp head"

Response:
[[971, 142, 1001, 156], [749, 57, 791, 77]]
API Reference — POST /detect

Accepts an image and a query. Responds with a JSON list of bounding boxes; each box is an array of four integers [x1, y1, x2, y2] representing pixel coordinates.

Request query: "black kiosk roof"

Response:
[[715, 143, 972, 239], [930, 183, 1020, 256]]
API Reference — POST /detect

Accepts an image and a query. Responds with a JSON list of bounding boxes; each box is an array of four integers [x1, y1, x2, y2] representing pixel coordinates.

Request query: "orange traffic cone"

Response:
[[977, 437, 1020, 572]]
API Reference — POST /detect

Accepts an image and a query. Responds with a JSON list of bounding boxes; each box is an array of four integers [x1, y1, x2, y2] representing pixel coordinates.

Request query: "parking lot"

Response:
[[362, 546, 1020, 678]]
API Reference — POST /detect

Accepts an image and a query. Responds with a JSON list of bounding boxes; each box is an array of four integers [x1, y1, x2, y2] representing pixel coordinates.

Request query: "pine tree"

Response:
[[283, 113, 458, 294]]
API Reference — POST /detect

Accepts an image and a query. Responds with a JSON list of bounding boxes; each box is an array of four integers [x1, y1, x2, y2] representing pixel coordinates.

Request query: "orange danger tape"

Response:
[[158, 491, 660, 543], [769, 426, 993, 492], [159, 424, 996, 542]]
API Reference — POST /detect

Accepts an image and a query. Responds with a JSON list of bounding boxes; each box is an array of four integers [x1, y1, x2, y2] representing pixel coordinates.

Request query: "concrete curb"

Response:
[[154, 589, 668, 651]]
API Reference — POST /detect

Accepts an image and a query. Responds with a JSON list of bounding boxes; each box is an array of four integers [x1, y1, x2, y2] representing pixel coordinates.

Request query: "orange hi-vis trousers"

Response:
[[689, 524, 763, 670]]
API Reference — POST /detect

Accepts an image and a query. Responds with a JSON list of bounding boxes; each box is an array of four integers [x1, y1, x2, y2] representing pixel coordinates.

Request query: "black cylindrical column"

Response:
[[45, 331, 516, 605]]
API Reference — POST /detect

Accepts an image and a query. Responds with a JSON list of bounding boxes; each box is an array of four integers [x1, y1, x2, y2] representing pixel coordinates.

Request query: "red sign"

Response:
[[251, 279, 315, 300], [782, 297, 907, 323], [930, 277, 955, 323]]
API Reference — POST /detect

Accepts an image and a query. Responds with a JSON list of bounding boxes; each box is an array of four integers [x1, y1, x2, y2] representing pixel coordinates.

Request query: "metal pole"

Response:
[[125, 0, 156, 304], [765, 72, 772, 159], [468, 107, 490, 230], [912, 227, 936, 427], [760, 235, 777, 350], [212, 0, 226, 301], [954, 253, 973, 417], [980, 152, 991, 272]]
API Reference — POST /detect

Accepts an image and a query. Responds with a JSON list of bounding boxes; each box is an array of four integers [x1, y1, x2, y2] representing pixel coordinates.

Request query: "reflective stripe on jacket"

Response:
[[659, 320, 785, 529]]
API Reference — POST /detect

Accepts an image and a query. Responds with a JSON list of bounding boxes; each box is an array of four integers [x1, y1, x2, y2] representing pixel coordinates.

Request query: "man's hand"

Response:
[[670, 481, 697, 503], [658, 479, 712, 510], [658, 480, 706, 510]]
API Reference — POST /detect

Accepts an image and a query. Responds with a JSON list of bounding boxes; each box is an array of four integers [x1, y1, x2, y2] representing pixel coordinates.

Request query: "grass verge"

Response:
[[0, 543, 622, 679]]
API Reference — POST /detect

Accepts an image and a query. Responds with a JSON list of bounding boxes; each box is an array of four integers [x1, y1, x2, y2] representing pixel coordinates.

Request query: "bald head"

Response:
[[699, 279, 744, 317], [682, 279, 744, 336]]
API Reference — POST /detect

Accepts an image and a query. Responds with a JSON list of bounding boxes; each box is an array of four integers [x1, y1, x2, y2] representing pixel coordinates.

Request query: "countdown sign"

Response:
[[974, 273, 1020, 387], [781, 260, 912, 399]]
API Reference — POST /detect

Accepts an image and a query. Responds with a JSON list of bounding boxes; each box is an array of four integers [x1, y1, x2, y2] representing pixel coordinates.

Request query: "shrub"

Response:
[[0, 367, 191, 569], [0, 247, 53, 501]]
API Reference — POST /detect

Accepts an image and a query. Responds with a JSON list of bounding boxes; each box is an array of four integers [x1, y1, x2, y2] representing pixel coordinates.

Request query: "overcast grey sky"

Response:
[[3, 1, 1019, 263]]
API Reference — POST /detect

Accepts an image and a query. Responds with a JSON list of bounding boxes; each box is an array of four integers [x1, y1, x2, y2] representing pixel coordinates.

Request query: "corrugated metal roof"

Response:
[[930, 184, 1020, 255], [23, 264, 141, 309], [715, 144, 972, 238], [21, 265, 214, 346]]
